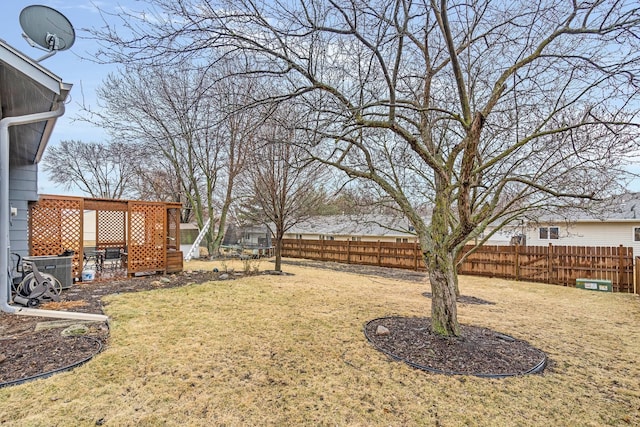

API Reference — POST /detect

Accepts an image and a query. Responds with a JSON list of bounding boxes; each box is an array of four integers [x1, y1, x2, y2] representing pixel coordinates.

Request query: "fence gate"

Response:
[[128, 202, 166, 275]]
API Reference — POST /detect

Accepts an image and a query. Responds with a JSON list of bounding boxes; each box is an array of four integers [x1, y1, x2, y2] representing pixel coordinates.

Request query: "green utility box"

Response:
[[576, 278, 612, 292]]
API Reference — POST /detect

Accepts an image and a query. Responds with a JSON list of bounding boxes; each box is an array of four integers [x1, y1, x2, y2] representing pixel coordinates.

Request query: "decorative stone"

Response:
[[61, 324, 90, 337], [375, 325, 390, 336], [160, 277, 171, 284], [219, 274, 230, 280], [0, 353, 6, 364], [35, 320, 99, 332]]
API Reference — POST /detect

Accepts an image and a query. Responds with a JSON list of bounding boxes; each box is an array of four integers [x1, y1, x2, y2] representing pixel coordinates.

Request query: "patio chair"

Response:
[[103, 247, 122, 270], [83, 246, 103, 271]]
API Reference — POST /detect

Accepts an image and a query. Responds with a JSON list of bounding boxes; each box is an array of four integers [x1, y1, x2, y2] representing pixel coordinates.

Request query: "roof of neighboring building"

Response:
[[285, 214, 417, 237], [532, 193, 640, 223]]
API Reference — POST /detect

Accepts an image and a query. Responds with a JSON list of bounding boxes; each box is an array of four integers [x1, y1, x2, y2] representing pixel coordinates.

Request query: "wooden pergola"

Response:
[[28, 195, 183, 280]]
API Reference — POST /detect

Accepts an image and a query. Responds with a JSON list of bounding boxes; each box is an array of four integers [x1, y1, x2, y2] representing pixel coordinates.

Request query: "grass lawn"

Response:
[[1, 259, 639, 426]]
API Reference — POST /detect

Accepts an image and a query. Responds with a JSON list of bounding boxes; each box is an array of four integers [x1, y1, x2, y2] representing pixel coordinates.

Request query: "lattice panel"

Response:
[[29, 198, 83, 279], [128, 203, 166, 273], [97, 210, 127, 248]]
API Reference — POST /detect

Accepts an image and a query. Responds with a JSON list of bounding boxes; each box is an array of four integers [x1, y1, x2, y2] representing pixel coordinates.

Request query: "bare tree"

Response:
[[210, 75, 270, 255], [240, 110, 328, 271], [92, 0, 640, 337], [42, 140, 138, 199], [131, 152, 194, 222], [85, 62, 267, 255]]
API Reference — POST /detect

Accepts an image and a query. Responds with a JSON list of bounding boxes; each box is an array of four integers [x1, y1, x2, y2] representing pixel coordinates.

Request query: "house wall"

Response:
[[526, 221, 640, 254], [244, 233, 262, 246], [83, 210, 97, 246], [481, 225, 521, 246], [8, 163, 38, 257]]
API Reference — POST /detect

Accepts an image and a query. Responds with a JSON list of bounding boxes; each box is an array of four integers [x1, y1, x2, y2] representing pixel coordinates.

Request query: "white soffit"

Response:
[[0, 39, 63, 95]]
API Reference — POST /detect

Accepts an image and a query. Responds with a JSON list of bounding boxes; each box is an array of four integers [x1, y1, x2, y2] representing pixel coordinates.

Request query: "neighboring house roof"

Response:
[[533, 193, 640, 223], [286, 214, 416, 237], [0, 39, 71, 165]]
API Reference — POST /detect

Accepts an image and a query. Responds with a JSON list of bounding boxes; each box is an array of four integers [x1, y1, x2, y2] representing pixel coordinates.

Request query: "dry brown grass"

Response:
[[1, 258, 639, 426], [39, 300, 89, 310]]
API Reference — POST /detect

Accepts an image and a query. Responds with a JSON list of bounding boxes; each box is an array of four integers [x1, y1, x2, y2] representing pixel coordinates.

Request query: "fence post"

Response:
[[547, 243, 553, 284], [618, 245, 624, 293], [636, 256, 639, 295], [515, 244, 520, 281]]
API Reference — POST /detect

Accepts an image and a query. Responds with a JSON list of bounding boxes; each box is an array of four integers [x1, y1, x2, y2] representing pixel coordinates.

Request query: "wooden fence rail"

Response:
[[281, 239, 636, 293]]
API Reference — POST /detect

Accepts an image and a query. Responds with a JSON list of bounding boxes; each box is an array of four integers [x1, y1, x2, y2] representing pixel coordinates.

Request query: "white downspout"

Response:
[[1, 103, 108, 322]]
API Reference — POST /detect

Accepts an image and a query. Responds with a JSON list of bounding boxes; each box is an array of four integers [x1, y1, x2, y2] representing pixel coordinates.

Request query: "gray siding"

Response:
[[9, 163, 38, 257]]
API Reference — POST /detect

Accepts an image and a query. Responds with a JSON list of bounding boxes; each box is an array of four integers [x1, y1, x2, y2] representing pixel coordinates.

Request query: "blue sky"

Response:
[[0, 1, 125, 195]]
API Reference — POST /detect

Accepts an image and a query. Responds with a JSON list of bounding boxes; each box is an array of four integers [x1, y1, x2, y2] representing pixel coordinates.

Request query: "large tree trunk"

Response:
[[212, 167, 238, 257], [426, 249, 460, 337], [212, 200, 231, 256], [274, 236, 283, 272], [426, 178, 461, 337]]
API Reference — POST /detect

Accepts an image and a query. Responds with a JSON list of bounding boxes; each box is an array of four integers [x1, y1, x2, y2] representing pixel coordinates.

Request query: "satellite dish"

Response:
[[19, 5, 75, 62]]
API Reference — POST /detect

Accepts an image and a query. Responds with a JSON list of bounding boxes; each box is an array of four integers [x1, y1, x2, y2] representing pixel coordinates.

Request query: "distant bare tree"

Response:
[[42, 140, 138, 199], [91, 0, 640, 337], [240, 110, 328, 271], [131, 153, 194, 222], [85, 62, 268, 255]]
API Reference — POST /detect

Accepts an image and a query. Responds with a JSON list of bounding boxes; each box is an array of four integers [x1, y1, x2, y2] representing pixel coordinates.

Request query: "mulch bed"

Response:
[[0, 270, 220, 386], [1, 260, 547, 386], [365, 317, 546, 377]]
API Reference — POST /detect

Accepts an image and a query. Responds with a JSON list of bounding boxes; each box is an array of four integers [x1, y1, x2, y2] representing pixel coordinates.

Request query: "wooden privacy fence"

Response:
[[280, 239, 636, 293], [281, 239, 424, 271], [459, 244, 634, 293]]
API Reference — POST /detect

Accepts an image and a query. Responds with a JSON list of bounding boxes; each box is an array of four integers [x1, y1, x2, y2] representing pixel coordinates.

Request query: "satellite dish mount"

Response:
[[19, 5, 76, 62]]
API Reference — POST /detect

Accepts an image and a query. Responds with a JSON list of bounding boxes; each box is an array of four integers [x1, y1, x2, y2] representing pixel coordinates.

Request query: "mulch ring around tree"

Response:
[[364, 317, 547, 378]]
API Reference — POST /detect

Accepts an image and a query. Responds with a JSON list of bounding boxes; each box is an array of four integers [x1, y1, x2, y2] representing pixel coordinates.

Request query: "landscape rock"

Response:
[[0, 354, 6, 364], [35, 320, 99, 332], [375, 325, 390, 336], [61, 324, 90, 337], [199, 246, 209, 257], [160, 277, 172, 284], [219, 274, 230, 280]]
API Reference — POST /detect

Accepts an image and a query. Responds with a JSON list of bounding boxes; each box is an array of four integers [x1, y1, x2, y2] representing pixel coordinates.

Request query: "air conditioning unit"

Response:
[[23, 255, 73, 289]]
